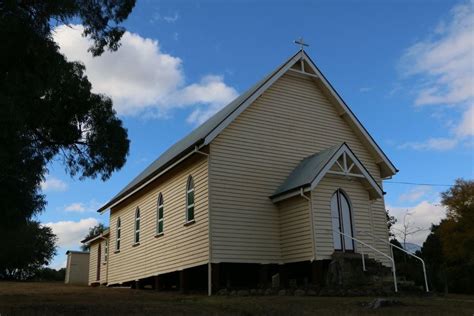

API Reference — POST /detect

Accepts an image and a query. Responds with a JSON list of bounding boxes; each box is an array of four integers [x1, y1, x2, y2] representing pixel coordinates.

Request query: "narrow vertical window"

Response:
[[186, 176, 195, 222], [97, 243, 101, 281], [157, 193, 164, 234], [116, 218, 121, 251], [134, 207, 140, 244], [104, 240, 108, 262]]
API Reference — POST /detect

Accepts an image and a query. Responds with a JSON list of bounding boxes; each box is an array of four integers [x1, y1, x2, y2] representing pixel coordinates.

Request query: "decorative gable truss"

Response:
[[329, 150, 369, 180], [324, 145, 384, 199], [271, 143, 384, 203], [203, 51, 397, 179]]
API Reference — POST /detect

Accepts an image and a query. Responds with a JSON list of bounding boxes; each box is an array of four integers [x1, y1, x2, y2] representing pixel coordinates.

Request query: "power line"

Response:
[[384, 181, 453, 187]]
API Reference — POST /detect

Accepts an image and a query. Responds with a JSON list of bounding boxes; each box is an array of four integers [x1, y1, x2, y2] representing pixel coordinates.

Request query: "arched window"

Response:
[[116, 218, 121, 251], [186, 176, 195, 222], [134, 207, 140, 244], [157, 193, 164, 234]]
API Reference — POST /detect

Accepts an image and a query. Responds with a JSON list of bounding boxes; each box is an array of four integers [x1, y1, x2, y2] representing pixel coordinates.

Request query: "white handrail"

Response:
[[329, 229, 398, 292], [357, 229, 429, 292]]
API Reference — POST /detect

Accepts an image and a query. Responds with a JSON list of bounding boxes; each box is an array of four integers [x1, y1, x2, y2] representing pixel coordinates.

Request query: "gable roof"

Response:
[[271, 143, 384, 202], [81, 228, 110, 245], [97, 50, 396, 213], [273, 144, 341, 197]]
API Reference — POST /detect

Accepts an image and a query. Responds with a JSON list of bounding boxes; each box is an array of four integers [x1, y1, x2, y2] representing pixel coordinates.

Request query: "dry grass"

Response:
[[0, 281, 473, 315]]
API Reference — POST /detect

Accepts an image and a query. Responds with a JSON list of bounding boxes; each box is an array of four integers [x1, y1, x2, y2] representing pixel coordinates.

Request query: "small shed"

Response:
[[65, 250, 89, 285]]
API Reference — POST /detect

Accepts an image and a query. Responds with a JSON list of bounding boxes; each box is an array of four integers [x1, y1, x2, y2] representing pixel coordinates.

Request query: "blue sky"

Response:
[[42, 0, 473, 268]]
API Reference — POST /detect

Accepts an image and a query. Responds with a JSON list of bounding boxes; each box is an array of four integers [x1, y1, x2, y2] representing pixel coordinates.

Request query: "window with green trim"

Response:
[[134, 207, 140, 243], [116, 218, 121, 251], [186, 176, 195, 222], [157, 193, 164, 234]]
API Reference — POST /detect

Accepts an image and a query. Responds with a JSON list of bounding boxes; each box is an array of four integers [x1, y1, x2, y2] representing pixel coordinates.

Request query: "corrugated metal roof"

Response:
[[272, 144, 343, 197], [98, 49, 397, 212], [98, 52, 300, 212]]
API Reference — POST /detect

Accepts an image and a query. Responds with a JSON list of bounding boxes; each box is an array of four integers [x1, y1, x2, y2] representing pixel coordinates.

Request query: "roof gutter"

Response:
[[97, 142, 206, 214], [271, 186, 311, 203], [81, 234, 108, 246]]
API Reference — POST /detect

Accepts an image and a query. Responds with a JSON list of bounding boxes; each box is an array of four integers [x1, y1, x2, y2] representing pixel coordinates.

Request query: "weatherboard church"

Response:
[[82, 46, 398, 295]]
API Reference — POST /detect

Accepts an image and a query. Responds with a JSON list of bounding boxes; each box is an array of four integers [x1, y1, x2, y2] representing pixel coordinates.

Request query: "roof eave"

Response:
[[270, 185, 311, 203], [97, 139, 205, 213], [81, 232, 109, 245], [301, 51, 398, 177], [272, 143, 385, 203]]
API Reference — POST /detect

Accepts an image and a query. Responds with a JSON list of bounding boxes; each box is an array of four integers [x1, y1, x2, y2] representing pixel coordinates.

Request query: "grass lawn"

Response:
[[0, 282, 473, 315]]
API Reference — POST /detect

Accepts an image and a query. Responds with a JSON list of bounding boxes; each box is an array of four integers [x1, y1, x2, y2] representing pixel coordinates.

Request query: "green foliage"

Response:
[[34, 267, 66, 282], [419, 179, 474, 293], [0, 221, 57, 280], [420, 225, 446, 292], [0, 0, 135, 279], [386, 180, 474, 293], [439, 179, 474, 264], [81, 224, 107, 251], [386, 210, 397, 239], [1, 0, 134, 223]]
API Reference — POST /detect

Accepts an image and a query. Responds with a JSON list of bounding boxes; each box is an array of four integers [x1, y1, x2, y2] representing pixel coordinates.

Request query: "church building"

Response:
[[83, 49, 398, 295]]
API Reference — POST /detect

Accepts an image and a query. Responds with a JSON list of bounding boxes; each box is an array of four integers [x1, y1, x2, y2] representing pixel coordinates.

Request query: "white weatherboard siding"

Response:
[[210, 72, 388, 263], [65, 254, 71, 283], [100, 242, 108, 284], [312, 174, 391, 265], [278, 196, 313, 263], [88, 243, 97, 285], [107, 156, 209, 285], [88, 242, 107, 285], [369, 196, 392, 265], [65, 252, 89, 285]]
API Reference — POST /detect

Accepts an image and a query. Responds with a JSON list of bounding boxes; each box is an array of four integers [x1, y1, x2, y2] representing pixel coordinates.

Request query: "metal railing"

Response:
[[357, 229, 429, 292], [330, 229, 398, 292]]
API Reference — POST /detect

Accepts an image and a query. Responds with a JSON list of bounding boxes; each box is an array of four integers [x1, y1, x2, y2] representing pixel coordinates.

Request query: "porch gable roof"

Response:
[[271, 143, 384, 202]]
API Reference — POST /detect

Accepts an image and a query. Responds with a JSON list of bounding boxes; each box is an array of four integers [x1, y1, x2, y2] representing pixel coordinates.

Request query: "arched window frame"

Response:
[[134, 207, 140, 244], [116, 218, 121, 251], [157, 193, 164, 235], [185, 176, 195, 223]]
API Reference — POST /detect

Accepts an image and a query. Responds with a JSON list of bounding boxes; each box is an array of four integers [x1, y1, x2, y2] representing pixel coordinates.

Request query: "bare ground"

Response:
[[0, 282, 473, 316]]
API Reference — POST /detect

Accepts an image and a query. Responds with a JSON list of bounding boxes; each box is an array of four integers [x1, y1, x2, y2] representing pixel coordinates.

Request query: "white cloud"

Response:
[[49, 259, 68, 270], [455, 104, 474, 137], [399, 1, 474, 150], [163, 13, 179, 23], [65, 203, 86, 212], [399, 185, 432, 202], [400, 1, 474, 106], [53, 25, 238, 124], [150, 12, 179, 24], [41, 176, 68, 192], [398, 137, 458, 151], [388, 201, 446, 245], [64, 200, 102, 213], [44, 217, 99, 249]]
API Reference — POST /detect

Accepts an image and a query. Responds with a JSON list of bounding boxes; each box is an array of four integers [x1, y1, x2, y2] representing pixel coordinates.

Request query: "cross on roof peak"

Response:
[[294, 37, 309, 51]]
